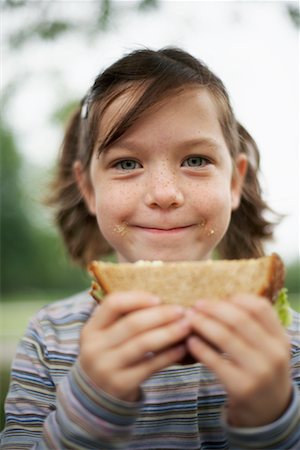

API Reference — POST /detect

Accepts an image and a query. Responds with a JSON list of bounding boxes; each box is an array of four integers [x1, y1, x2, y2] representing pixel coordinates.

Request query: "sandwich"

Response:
[[88, 253, 291, 327]]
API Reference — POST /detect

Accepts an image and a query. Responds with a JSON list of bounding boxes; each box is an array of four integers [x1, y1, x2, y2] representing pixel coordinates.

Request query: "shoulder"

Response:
[[20, 292, 97, 370], [36, 290, 96, 320], [286, 308, 300, 352], [27, 291, 96, 338], [287, 308, 300, 335], [11, 292, 97, 385]]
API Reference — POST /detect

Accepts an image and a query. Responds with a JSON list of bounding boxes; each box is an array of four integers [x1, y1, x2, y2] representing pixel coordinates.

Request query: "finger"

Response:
[[79, 317, 189, 390], [187, 336, 246, 391], [88, 291, 161, 330], [103, 304, 186, 348], [93, 344, 187, 402], [189, 310, 266, 372], [229, 294, 285, 336], [126, 344, 187, 385], [193, 300, 288, 355], [187, 336, 293, 424], [110, 317, 191, 367]]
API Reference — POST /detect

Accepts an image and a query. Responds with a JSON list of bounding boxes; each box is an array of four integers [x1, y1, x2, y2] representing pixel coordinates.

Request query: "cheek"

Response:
[[211, 190, 233, 236], [193, 179, 232, 209], [193, 183, 233, 230], [93, 182, 137, 232]]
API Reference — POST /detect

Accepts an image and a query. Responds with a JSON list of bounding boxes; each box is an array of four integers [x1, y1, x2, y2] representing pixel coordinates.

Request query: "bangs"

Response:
[[94, 83, 197, 156], [86, 47, 228, 156]]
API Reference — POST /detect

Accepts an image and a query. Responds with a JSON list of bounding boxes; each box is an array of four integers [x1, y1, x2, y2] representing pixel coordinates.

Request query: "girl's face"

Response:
[[77, 87, 247, 263]]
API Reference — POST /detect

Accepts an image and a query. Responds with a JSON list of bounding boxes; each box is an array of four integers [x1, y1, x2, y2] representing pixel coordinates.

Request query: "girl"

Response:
[[1, 47, 300, 449]]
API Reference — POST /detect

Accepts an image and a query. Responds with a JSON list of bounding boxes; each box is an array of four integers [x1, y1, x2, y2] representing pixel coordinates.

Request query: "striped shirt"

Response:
[[1, 291, 300, 449]]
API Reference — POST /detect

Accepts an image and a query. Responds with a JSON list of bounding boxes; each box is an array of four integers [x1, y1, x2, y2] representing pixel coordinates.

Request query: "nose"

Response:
[[144, 168, 184, 209]]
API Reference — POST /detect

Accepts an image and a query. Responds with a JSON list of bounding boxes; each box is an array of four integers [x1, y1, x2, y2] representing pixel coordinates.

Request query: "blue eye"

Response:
[[115, 160, 142, 170], [182, 156, 209, 167]]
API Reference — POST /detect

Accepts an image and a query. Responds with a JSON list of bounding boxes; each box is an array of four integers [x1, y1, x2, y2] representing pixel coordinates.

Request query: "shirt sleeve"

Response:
[[222, 384, 300, 449], [42, 361, 144, 449], [0, 315, 143, 449]]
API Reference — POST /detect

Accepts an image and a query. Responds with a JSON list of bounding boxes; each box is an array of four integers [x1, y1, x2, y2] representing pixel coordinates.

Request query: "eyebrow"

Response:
[[178, 137, 222, 152], [98, 137, 223, 156]]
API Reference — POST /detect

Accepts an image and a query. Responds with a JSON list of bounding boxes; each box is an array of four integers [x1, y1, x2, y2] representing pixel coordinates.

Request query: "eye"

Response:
[[182, 156, 210, 168], [114, 159, 142, 171]]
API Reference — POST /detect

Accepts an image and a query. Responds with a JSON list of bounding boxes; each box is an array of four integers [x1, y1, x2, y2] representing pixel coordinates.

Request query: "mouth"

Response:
[[134, 225, 195, 234]]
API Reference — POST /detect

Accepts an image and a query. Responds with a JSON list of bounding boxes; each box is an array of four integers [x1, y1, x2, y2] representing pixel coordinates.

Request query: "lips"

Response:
[[134, 225, 194, 234]]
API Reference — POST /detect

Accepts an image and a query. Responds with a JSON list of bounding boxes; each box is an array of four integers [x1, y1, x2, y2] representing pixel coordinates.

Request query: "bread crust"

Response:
[[258, 253, 285, 302], [88, 254, 285, 305], [89, 261, 111, 296]]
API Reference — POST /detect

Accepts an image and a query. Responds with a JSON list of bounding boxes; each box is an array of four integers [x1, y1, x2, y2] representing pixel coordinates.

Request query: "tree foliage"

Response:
[[2, 0, 297, 51], [3, 0, 159, 48], [0, 120, 89, 296], [287, 2, 300, 28], [285, 260, 300, 294]]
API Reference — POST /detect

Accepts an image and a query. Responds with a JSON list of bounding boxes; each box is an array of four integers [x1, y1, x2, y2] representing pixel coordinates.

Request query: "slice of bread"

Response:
[[89, 254, 284, 305]]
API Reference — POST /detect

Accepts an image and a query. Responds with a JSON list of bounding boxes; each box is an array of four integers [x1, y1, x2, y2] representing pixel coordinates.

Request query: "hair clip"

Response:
[[81, 88, 93, 120]]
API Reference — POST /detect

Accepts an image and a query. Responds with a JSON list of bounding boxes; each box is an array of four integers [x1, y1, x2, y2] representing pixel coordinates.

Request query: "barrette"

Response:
[[81, 87, 93, 120]]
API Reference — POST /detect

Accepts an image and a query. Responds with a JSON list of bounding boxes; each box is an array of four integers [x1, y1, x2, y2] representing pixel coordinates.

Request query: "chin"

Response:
[[122, 247, 212, 263]]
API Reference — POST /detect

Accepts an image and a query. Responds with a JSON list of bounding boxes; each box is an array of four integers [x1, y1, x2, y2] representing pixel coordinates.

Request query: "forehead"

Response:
[[97, 85, 224, 148]]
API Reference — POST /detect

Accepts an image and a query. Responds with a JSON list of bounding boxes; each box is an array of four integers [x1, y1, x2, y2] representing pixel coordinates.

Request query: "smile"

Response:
[[134, 225, 194, 234]]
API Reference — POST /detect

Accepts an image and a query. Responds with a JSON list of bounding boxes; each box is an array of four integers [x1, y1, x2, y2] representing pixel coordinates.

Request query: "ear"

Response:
[[231, 153, 248, 210], [73, 160, 96, 215]]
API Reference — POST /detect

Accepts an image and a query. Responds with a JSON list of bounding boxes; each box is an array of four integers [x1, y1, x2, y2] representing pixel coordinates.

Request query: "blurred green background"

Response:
[[1, 0, 299, 432]]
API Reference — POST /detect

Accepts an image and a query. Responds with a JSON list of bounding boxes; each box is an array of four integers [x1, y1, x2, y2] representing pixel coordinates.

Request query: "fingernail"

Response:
[[187, 336, 199, 347], [174, 306, 185, 315], [179, 318, 190, 329], [185, 309, 195, 318], [149, 296, 161, 304], [195, 300, 206, 309]]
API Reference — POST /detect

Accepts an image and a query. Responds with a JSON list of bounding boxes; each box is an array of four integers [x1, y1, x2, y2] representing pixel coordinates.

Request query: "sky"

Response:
[[2, 0, 299, 263]]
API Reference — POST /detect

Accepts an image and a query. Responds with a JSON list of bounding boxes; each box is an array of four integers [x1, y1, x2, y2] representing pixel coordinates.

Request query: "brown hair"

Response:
[[48, 47, 278, 266]]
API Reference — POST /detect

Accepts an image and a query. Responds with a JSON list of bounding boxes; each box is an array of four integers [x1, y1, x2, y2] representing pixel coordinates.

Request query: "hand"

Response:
[[79, 291, 191, 402], [186, 294, 292, 427]]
